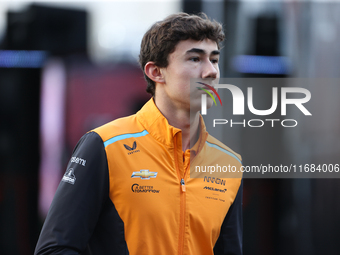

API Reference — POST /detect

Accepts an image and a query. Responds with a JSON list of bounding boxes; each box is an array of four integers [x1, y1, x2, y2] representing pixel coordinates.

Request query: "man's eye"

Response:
[[211, 59, 219, 64], [190, 57, 200, 62]]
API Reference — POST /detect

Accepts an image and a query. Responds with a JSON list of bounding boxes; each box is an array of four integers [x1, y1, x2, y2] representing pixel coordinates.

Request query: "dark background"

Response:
[[0, 1, 340, 255]]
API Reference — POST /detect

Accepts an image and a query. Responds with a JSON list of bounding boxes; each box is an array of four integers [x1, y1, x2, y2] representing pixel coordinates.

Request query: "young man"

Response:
[[35, 13, 243, 255]]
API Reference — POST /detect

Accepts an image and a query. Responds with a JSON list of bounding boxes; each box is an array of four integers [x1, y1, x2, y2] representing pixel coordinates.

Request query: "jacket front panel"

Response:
[[95, 99, 242, 255], [104, 131, 180, 255], [34, 98, 243, 255]]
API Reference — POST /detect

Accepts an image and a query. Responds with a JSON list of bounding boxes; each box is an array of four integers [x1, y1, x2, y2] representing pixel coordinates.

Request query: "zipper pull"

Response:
[[180, 178, 186, 192]]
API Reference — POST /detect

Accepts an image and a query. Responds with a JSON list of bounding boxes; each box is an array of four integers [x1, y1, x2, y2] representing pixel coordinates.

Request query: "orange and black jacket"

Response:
[[35, 99, 243, 255]]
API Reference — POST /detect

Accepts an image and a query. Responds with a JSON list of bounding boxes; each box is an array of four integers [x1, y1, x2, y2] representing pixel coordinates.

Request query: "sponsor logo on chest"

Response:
[[131, 169, 158, 180], [124, 141, 140, 155]]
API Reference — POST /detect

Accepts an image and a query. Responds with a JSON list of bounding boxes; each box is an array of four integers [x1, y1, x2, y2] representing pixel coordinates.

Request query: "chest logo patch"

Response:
[[131, 170, 158, 180], [124, 141, 140, 155], [124, 141, 137, 151]]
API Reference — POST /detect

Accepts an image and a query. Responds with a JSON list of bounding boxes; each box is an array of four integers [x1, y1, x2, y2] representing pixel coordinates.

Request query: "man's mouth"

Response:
[[196, 82, 222, 106]]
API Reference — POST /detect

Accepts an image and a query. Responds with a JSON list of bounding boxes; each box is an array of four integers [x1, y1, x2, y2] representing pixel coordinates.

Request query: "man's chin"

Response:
[[189, 97, 214, 114], [206, 98, 214, 109]]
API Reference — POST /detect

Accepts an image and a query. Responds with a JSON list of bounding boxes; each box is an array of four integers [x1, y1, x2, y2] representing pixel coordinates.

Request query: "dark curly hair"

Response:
[[139, 12, 225, 96]]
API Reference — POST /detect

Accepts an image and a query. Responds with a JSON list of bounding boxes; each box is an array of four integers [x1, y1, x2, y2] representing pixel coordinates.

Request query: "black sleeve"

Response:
[[34, 132, 109, 255], [214, 179, 243, 255]]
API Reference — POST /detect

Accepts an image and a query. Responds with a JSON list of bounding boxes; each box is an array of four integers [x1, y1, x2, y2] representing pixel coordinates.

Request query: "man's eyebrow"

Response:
[[211, 50, 220, 55], [186, 48, 220, 55]]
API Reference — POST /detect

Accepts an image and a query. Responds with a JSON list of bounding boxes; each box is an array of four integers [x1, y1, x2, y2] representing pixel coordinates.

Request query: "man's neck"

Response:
[[153, 97, 200, 152]]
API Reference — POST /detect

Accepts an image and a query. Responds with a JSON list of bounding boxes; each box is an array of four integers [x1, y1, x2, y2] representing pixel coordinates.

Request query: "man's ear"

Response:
[[144, 62, 165, 84]]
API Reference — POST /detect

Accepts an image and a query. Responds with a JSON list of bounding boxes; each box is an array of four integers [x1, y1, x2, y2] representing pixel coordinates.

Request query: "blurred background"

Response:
[[0, 0, 339, 254]]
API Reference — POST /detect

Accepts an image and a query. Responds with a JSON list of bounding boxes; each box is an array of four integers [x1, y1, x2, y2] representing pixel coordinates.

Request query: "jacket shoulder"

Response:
[[92, 114, 145, 143], [206, 134, 242, 163]]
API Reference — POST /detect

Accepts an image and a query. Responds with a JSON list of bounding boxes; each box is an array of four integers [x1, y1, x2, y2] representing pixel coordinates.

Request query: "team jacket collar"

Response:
[[136, 98, 208, 153], [191, 116, 208, 156]]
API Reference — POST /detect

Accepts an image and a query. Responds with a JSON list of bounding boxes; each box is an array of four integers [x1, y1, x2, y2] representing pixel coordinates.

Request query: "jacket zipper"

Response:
[[180, 178, 186, 192], [174, 137, 186, 255]]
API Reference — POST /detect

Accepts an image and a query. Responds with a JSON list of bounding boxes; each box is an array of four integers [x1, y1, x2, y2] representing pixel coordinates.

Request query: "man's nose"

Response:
[[202, 61, 218, 79]]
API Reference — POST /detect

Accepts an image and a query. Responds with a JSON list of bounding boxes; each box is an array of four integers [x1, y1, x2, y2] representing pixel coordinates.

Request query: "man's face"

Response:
[[160, 38, 220, 112]]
